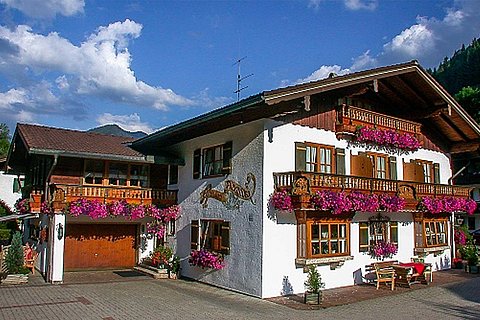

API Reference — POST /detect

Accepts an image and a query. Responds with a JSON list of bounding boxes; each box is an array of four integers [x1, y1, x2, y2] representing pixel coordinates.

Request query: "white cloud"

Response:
[[192, 88, 234, 109], [0, 19, 192, 113], [308, 0, 323, 10], [344, 0, 378, 11], [0, 0, 84, 19], [297, 65, 351, 84], [96, 113, 153, 134], [299, 0, 480, 85]]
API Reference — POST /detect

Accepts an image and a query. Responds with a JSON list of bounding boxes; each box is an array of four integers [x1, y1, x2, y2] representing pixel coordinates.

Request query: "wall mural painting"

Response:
[[200, 173, 256, 210]]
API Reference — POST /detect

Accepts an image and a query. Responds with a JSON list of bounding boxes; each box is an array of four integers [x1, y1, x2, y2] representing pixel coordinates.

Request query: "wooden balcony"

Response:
[[29, 184, 178, 212], [273, 171, 472, 210], [336, 105, 421, 135]]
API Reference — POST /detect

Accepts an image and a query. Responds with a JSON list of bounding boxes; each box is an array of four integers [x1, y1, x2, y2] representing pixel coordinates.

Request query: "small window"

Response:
[[367, 153, 388, 179], [129, 164, 149, 187], [169, 165, 178, 185], [108, 162, 128, 186], [193, 141, 232, 179], [359, 221, 398, 252], [307, 220, 349, 258], [301, 142, 334, 173], [411, 160, 439, 184], [190, 219, 230, 255], [414, 218, 448, 248], [84, 160, 104, 185]]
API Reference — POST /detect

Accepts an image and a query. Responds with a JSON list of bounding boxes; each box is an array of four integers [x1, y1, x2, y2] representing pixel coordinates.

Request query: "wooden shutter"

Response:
[[351, 153, 373, 177], [295, 142, 307, 171], [403, 161, 424, 182], [220, 222, 230, 255], [193, 149, 201, 179], [389, 156, 397, 180], [191, 220, 199, 250], [222, 141, 233, 175], [433, 163, 440, 184], [335, 148, 345, 175]]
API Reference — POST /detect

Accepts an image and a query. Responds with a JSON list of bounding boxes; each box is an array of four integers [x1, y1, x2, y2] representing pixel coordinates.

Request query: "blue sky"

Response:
[[0, 0, 479, 134]]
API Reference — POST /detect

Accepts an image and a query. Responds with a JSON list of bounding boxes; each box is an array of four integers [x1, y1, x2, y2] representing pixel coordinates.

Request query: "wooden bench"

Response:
[[364, 260, 398, 290], [393, 263, 430, 288]]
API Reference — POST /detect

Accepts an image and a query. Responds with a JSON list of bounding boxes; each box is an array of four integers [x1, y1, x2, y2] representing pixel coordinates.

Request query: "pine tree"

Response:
[[4, 232, 24, 274]]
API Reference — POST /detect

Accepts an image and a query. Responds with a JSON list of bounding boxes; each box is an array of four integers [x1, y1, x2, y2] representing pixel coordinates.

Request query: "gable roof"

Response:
[[13, 123, 146, 161], [131, 61, 480, 154]]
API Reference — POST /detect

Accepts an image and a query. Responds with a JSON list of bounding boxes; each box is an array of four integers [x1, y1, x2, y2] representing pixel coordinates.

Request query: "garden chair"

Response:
[[411, 257, 432, 283], [374, 263, 395, 290]]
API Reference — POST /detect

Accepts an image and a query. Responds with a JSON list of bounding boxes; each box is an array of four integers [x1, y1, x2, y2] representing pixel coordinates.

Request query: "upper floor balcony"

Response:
[[29, 183, 178, 212], [335, 105, 422, 136], [273, 171, 472, 210]]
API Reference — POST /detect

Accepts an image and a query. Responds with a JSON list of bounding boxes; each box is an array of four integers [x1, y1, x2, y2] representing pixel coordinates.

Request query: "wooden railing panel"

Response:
[[273, 171, 472, 199]]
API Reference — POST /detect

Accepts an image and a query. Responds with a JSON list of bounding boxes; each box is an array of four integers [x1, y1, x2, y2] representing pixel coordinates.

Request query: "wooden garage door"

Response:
[[64, 224, 137, 271]]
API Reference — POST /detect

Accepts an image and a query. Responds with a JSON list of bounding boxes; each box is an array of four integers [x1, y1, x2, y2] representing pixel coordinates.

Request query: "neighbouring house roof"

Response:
[[12, 123, 147, 162], [131, 61, 480, 155]]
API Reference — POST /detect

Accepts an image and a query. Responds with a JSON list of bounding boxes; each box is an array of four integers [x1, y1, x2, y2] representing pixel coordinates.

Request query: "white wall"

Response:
[[172, 120, 265, 297], [0, 171, 22, 209], [261, 121, 453, 298]]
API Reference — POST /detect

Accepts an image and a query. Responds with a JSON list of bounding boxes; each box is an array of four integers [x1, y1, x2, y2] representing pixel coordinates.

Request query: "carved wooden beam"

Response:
[[449, 141, 480, 154]]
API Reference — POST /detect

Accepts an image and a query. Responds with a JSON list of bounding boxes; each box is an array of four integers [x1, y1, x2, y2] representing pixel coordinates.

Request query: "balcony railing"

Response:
[[273, 171, 472, 200], [29, 183, 178, 212], [336, 105, 421, 135]]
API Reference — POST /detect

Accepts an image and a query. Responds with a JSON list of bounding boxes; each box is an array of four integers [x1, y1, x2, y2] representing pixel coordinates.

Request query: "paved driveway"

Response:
[[1, 275, 479, 320]]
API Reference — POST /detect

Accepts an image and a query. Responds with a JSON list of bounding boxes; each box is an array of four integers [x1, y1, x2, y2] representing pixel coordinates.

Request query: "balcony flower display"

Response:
[[269, 190, 293, 212], [419, 197, 477, 215], [14, 198, 30, 214], [370, 241, 398, 260], [189, 249, 225, 270], [454, 226, 468, 246], [40, 201, 54, 214], [146, 220, 166, 239], [354, 126, 421, 153], [310, 190, 405, 214]]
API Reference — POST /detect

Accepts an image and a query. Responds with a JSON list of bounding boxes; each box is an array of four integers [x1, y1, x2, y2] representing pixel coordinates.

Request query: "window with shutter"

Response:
[[221, 141, 233, 175], [193, 219, 231, 255], [295, 142, 307, 171], [194, 141, 233, 179], [193, 149, 201, 179], [389, 156, 397, 180], [335, 148, 345, 175], [351, 153, 373, 178], [359, 221, 398, 253], [433, 163, 440, 184], [296, 142, 334, 173]]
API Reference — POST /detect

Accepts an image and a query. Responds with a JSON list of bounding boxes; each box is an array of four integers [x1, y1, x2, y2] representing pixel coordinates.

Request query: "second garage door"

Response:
[[64, 223, 137, 271]]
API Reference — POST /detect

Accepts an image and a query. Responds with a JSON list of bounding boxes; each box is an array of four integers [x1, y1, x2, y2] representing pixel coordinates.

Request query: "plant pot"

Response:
[[304, 291, 321, 305], [466, 265, 479, 274]]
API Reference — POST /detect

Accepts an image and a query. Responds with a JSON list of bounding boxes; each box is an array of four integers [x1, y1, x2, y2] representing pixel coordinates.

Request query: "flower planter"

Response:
[[466, 265, 479, 274], [304, 291, 321, 305]]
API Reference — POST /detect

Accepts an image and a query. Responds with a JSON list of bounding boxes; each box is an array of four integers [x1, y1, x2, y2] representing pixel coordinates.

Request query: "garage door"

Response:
[[64, 224, 137, 271]]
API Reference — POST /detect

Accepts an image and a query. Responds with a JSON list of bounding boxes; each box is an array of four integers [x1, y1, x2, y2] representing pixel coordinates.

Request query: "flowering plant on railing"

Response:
[[146, 220, 166, 239], [189, 249, 225, 270], [354, 126, 421, 153], [454, 226, 470, 246], [14, 198, 30, 214], [370, 241, 398, 260], [310, 191, 406, 214], [269, 190, 293, 212], [419, 197, 477, 215], [40, 201, 54, 214], [63, 198, 181, 221]]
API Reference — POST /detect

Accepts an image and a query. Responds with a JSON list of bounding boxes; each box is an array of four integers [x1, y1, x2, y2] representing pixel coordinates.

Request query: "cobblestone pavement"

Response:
[[1, 275, 479, 320]]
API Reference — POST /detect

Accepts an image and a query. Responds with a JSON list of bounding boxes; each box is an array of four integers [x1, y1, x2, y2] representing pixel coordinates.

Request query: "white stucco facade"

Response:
[[168, 117, 455, 299], [0, 171, 22, 209]]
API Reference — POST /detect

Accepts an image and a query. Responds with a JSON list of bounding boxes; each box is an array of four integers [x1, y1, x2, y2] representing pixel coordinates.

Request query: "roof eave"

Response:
[[28, 148, 151, 163]]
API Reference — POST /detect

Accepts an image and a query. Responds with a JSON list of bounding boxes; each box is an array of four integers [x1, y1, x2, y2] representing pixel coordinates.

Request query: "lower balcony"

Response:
[[273, 171, 472, 210], [29, 183, 178, 212]]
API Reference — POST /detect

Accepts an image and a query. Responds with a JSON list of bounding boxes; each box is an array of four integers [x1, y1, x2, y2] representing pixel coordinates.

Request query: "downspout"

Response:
[[448, 161, 470, 185], [45, 154, 59, 201]]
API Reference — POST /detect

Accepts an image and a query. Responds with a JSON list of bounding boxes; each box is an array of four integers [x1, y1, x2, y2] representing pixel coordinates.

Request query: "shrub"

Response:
[[4, 232, 24, 274], [304, 265, 325, 293]]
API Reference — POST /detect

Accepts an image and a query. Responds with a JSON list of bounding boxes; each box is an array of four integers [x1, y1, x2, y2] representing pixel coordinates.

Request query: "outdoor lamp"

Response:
[[57, 223, 64, 240]]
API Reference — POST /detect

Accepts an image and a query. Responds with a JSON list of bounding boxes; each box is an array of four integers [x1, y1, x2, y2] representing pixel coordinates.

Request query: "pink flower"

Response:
[[420, 197, 476, 215], [270, 190, 293, 212], [355, 126, 421, 152], [371, 241, 398, 259], [189, 249, 225, 270]]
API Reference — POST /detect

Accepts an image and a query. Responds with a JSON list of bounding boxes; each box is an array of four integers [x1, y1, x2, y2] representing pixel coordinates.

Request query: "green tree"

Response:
[[0, 123, 10, 157], [4, 231, 25, 274], [455, 86, 480, 122]]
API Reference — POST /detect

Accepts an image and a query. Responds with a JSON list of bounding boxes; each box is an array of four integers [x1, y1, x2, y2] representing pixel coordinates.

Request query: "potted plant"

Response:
[[304, 265, 325, 305], [462, 245, 479, 273]]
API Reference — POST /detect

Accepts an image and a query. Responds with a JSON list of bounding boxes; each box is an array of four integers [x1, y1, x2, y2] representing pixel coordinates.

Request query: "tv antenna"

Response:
[[233, 56, 253, 101]]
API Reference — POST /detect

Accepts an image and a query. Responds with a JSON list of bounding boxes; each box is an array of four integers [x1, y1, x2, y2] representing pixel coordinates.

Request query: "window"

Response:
[[307, 220, 349, 257], [191, 219, 230, 255], [84, 160, 104, 185], [414, 217, 448, 248], [405, 160, 440, 183], [359, 220, 398, 252], [108, 162, 128, 186], [193, 141, 232, 179], [129, 164, 149, 187], [367, 153, 388, 179], [168, 165, 178, 185], [468, 217, 476, 230], [296, 142, 342, 174]]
